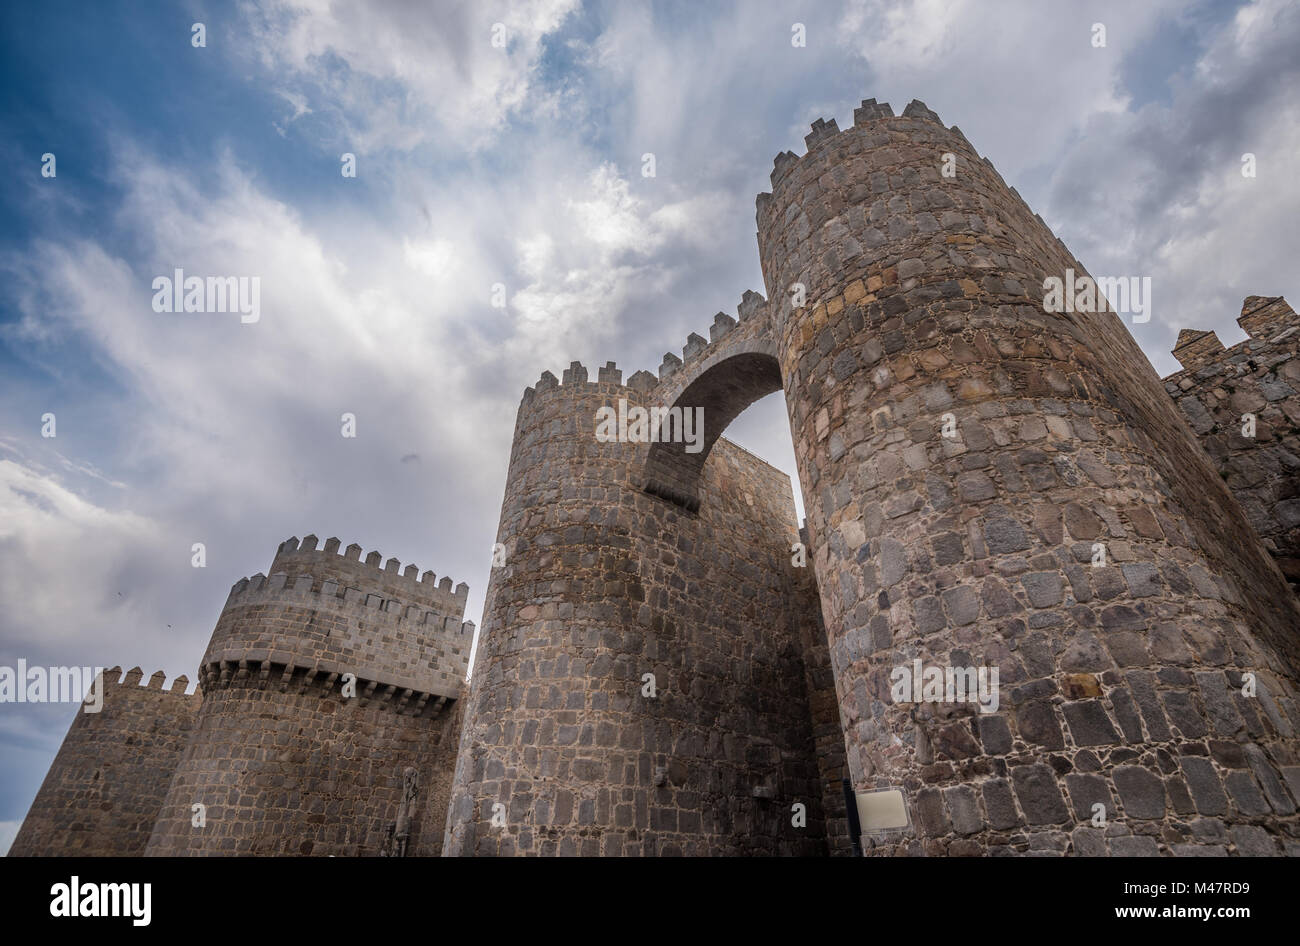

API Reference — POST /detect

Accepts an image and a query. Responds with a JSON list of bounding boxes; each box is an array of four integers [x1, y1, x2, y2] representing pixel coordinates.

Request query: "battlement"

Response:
[[1166, 296, 1299, 377], [519, 289, 771, 407], [655, 290, 770, 384], [763, 98, 948, 196], [207, 569, 472, 703], [1240, 295, 1298, 341], [8, 662, 201, 857], [270, 535, 467, 616], [96, 665, 197, 696], [224, 570, 475, 637], [755, 97, 1080, 311], [1170, 328, 1227, 372]]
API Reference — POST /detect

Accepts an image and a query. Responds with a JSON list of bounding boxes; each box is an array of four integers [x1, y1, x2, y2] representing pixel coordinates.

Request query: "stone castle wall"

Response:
[[143, 669, 453, 855], [143, 540, 471, 855], [9, 668, 200, 856], [1165, 296, 1300, 584], [413, 682, 469, 856], [12, 538, 474, 858], [443, 367, 835, 856], [755, 99, 1300, 855], [199, 555, 471, 703]]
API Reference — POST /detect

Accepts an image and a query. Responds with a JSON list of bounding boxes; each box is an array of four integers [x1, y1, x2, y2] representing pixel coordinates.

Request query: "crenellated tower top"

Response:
[[200, 536, 472, 709], [271, 534, 468, 616]]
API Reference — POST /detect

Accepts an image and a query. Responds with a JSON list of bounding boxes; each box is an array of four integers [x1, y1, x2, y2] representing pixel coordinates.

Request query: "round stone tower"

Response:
[[144, 536, 472, 855], [444, 362, 832, 856], [756, 98, 1300, 854]]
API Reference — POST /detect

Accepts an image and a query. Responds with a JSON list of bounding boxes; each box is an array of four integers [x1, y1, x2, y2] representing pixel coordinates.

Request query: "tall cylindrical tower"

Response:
[[757, 99, 1300, 855], [144, 537, 471, 855], [444, 361, 831, 856]]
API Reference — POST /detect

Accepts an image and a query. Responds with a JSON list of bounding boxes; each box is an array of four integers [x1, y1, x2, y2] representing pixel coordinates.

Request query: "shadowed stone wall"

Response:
[[414, 682, 468, 856], [9, 668, 200, 856], [1166, 296, 1300, 585], [144, 672, 452, 855], [443, 366, 834, 855]]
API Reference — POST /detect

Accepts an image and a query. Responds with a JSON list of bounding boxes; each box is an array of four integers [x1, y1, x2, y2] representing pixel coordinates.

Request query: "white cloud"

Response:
[[0, 457, 165, 652], [1041, 0, 1300, 374], [0, 120, 733, 679], [491, 160, 731, 371], [401, 238, 458, 278], [272, 88, 313, 136], [238, 0, 579, 151], [832, 0, 1184, 179]]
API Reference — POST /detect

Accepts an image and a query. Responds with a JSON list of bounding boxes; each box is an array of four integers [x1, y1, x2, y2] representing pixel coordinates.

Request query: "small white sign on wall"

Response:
[[856, 788, 909, 832]]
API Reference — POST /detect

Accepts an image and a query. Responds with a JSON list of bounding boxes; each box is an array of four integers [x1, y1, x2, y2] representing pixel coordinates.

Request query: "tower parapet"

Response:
[[270, 535, 468, 615], [144, 537, 469, 856], [206, 547, 471, 705]]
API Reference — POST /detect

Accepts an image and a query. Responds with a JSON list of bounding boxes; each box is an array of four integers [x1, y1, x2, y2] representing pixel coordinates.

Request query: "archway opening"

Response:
[[642, 351, 784, 511], [636, 348, 851, 855]]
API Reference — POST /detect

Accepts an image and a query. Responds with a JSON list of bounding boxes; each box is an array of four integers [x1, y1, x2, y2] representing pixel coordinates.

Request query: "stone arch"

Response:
[[642, 340, 783, 511]]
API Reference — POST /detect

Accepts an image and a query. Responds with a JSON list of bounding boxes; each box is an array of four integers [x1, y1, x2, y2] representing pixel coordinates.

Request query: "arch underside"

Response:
[[643, 351, 784, 511]]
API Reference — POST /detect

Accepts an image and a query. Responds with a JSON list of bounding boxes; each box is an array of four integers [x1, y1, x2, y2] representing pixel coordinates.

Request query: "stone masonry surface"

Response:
[[1165, 296, 1300, 586], [9, 668, 199, 856], [443, 369, 840, 856]]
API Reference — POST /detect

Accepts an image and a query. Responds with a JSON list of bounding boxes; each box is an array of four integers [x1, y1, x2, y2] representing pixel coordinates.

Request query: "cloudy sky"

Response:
[[1, 0, 1296, 853]]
